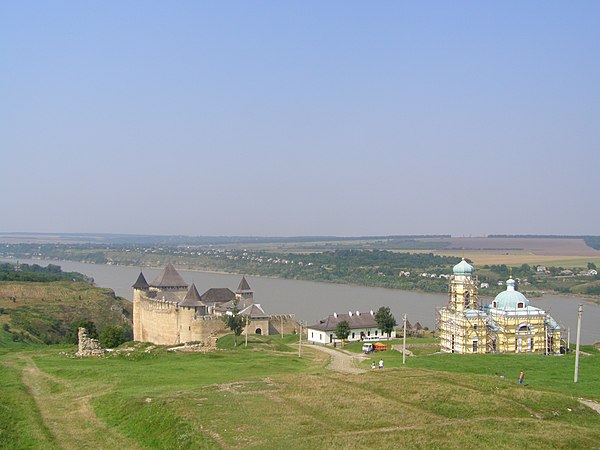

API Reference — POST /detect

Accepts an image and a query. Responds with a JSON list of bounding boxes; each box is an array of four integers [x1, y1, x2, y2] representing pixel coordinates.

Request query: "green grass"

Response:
[[0, 361, 57, 449], [1, 337, 600, 449], [216, 332, 300, 352], [377, 348, 600, 401]]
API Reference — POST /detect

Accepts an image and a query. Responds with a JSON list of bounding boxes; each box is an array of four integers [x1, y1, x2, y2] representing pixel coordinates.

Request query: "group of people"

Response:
[[371, 359, 384, 370]]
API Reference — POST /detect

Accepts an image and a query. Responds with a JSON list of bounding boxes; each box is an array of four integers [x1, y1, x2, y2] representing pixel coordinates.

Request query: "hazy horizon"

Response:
[[2, 2, 599, 237]]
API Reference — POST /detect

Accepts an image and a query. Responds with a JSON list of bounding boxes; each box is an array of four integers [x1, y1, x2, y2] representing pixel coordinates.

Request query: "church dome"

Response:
[[453, 259, 474, 275], [492, 278, 530, 310]]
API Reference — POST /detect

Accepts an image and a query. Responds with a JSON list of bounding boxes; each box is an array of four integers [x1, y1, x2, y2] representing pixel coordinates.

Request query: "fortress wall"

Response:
[[268, 314, 300, 335], [246, 318, 270, 336], [133, 289, 142, 340], [178, 307, 196, 343], [190, 316, 228, 343], [137, 295, 180, 345]]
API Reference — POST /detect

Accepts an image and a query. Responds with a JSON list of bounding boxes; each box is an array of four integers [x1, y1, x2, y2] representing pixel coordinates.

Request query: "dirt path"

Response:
[[579, 399, 600, 415], [305, 344, 368, 374], [11, 355, 141, 450]]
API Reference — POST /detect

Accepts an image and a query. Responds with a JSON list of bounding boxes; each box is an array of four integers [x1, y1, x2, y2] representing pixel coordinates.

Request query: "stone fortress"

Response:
[[133, 263, 298, 345], [438, 259, 562, 354]]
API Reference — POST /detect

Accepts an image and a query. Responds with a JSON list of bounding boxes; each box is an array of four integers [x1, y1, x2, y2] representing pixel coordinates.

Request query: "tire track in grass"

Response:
[[16, 355, 142, 450]]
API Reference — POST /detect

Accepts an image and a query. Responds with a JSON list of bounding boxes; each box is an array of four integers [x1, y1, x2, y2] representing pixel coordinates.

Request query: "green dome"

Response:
[[453, 259, 474, 275], [492, 279, 530, 310]]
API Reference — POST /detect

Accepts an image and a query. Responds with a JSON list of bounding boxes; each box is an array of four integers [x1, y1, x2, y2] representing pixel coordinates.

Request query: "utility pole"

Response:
[[545, 314, 548, 356], [245, 315, 249, 348], [298, 321, 303, 357], [281, 315, 284, 339], [402, 314, 407, 365], [574, 304, 583, 383], [567, 327, 570, 351]]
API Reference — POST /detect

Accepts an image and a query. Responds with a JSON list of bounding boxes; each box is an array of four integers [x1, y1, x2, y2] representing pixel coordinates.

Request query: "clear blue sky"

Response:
[[1, 1, 599, 236]]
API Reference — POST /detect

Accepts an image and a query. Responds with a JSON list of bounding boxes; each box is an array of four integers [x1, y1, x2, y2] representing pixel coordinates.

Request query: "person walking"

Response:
[[519, 371, 525, 385], [379, 359, 384, 369]]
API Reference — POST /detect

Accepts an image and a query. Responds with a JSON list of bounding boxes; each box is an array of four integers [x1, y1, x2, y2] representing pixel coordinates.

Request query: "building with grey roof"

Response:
[[307, 310, 388, 344]]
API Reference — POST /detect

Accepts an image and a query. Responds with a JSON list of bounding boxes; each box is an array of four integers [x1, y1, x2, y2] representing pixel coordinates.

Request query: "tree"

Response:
[[375, 306, 397, 338], [588, 262, 597, 270], [222, 299, 245, 347], [68, 319, 98, 344], [99, 326, 127, 348], [335, 320, 350, 343]]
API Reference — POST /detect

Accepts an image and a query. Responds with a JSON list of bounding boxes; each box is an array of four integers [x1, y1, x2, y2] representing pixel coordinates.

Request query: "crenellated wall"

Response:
[[268, 314, 299, 336], [134, 290, 229, 345]]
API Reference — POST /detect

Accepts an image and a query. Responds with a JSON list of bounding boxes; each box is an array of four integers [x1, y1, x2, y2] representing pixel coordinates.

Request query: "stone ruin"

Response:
[[76, 327, 106, 357], [167, 332, 219, 353]]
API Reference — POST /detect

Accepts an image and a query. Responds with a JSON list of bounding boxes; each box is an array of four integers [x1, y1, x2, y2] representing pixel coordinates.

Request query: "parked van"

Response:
[[362, 343, 374, 354]]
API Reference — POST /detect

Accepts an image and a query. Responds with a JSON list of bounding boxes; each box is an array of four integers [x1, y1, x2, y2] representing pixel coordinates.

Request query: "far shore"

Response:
[[3, 256, 599, 306]]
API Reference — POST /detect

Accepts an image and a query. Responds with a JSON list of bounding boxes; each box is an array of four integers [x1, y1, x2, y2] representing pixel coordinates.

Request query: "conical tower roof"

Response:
[[150, 263, 188, 289], [236, 275, 252, 293], [179, 283, 205, 307], [132, 272, 149, 289]]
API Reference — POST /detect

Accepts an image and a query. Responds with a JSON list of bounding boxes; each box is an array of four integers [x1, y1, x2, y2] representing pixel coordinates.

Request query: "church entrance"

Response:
[[255, 328, 262, 335]]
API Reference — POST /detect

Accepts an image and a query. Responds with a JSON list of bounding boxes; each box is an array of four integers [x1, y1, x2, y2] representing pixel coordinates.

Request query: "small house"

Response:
[[307, 310, 388, 344]]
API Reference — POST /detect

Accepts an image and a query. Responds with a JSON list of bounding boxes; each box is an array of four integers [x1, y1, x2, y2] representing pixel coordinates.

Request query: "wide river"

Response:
[[4, 258, 600, 344]]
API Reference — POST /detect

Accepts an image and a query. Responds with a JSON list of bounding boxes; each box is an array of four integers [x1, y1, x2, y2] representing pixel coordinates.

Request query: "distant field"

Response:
[[422, 237, 600, 266]]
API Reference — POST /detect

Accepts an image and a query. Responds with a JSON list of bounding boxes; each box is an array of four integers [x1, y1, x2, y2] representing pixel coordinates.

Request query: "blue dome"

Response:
[[453, 259, 474, 275], [492, 280, 530, 310]]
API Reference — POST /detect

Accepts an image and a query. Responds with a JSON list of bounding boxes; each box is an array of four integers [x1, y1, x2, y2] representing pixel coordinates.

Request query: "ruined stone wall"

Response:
[[76, 327, 105, 357], [268, 314, 300, 336]]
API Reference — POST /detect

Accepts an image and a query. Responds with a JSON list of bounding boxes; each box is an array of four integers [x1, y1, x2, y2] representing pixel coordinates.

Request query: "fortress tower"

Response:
[[235, 275, 254, 300]]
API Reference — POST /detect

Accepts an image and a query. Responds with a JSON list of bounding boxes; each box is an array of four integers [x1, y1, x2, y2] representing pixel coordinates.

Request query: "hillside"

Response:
[[1, 336, 599, 449], [0, 281, 132, 345]]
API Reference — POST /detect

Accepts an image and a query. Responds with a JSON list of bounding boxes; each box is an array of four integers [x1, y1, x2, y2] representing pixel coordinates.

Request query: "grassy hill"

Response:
[[0, 280, 132, 345], [1, 335, 599, 449]]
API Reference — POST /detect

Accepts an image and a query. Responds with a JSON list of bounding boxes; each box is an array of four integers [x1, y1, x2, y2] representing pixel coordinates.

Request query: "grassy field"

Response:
[[2, 334, 600, 449]]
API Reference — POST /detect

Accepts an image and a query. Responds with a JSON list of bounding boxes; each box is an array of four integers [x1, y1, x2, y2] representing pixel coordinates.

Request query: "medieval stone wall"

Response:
[[268, 314, 299, 336], [136, 294, 180, 345], [134, 291, 229, 345]]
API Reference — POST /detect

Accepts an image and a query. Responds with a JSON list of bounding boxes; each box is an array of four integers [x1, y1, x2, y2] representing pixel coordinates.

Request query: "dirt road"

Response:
[[305, 344, 368, 374]]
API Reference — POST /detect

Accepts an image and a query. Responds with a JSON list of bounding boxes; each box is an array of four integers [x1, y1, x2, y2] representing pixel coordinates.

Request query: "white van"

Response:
[[362, 343, 374, 353]]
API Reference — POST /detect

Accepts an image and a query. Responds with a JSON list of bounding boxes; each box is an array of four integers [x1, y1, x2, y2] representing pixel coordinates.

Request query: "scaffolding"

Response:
[[437, 276, 561, 354]]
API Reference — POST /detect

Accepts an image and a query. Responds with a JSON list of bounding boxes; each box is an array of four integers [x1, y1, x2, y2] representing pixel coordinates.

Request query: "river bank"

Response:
[[2, 257, 599, 343]]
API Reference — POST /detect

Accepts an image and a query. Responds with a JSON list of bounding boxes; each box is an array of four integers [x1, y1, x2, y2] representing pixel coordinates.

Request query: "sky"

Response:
[[1, 1, 599, 237]]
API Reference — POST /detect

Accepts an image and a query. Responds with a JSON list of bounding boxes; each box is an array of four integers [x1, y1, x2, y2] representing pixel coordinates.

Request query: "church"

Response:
[[132, 263, 296, 345], [438, 259, 561, 354]]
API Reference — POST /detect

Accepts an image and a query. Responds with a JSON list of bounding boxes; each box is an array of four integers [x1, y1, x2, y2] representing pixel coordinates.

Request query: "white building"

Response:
[[307, 310, 388, 344]]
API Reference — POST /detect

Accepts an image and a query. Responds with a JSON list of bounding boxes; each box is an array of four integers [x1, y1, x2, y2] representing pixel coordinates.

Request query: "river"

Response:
[[4, 257, 600, 344]]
